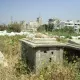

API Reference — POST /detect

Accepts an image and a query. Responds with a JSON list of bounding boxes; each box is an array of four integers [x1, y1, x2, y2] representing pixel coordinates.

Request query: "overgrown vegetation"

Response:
[[0, 24, 7, 31], [7, 22, 21, 32], [37, 24, 80, 38], [0, 35, 80, 80], [0, 21, 24, 32]]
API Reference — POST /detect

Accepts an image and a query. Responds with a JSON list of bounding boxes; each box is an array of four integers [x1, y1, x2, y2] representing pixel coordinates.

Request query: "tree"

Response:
[[48, 24, 54, 32], [63, 26, 74, 33], [7, 22, 21, 32], [37, 24, 54, 32], [37, 25, 46, 32], [0, 24, 7, 31]]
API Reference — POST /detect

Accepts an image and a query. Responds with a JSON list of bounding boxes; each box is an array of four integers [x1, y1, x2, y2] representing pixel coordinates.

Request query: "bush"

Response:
[[0, 24, 7, 31], [37, 25, 46, 32], [65, 35, 72, 39], [14, 59, 28, 77], [7, 22, 21, 32], [38, 63, 76, 80]]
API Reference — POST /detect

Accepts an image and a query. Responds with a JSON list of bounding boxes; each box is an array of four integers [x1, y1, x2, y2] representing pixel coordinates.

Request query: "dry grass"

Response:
[[0, 35, 79, 80]]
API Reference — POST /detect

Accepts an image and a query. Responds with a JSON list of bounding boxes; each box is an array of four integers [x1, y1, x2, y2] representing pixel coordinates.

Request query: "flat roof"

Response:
[[20, 38, 80, 50], [20, 38, 66, 48]]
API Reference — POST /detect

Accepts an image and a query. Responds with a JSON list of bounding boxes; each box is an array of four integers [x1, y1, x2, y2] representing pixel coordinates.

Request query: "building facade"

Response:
[[60, 20, 80, 33], [26, 17, 42, 32]]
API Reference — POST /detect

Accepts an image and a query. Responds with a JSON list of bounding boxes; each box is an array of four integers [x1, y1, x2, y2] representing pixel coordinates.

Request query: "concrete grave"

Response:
[[20, 38, 65, 73]]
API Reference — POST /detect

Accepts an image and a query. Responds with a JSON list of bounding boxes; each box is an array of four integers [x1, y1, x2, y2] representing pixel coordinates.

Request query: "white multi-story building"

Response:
[[60, 20, 80, 33], [26, 17, 42, 32], [74, 21, 80, 33], [64, 20, 74, 27], [48, 18, 80, 33]]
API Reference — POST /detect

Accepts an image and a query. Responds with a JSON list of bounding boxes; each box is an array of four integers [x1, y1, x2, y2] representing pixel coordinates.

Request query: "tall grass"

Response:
[[0, 35, 80, 80]]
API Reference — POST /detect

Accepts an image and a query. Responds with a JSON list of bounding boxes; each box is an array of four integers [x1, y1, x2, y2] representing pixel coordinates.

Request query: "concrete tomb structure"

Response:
[[64, 40, 80, 63], [20, 36, 80, 73], [20, 37, 64, 72]]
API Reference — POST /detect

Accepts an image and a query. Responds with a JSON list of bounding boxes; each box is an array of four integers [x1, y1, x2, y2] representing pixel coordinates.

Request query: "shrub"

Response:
[[7, 22, 21, 32], [37, 25, 46, 32], [0, 24, 7, 31], [38, 63, 76, 80], [14, 59, 28, 77]]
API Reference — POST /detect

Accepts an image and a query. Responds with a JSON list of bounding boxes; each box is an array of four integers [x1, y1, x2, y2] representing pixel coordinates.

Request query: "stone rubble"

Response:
[[0, 51, 8, 67]]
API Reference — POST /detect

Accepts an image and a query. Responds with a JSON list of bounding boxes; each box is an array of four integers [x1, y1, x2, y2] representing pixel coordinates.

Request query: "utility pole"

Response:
[[11, 16, 13, 24]]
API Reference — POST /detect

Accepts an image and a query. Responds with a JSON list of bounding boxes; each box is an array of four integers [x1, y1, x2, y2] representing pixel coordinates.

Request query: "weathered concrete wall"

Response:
[[20, 41, 64, 73], [21, 41, 36, 72], [35, 47, 63, 72]]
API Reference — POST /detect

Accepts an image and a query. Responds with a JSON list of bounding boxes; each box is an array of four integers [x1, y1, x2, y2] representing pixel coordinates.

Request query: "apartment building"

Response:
[[60, 20, 80, 33], [26, 17, 42, 32]]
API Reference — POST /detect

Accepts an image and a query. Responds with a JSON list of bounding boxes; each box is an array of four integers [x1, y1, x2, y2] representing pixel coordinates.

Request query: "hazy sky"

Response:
[[0, 0, 80, 24]]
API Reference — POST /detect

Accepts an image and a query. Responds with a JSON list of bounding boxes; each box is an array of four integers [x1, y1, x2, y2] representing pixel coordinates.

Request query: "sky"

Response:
[[0, 0, 80, 24]]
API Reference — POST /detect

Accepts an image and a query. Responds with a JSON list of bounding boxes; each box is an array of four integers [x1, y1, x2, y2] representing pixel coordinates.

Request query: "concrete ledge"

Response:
[[68, 40, 80, 45], [20, 38, 80, 50], [20, 38, 66, 48]]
